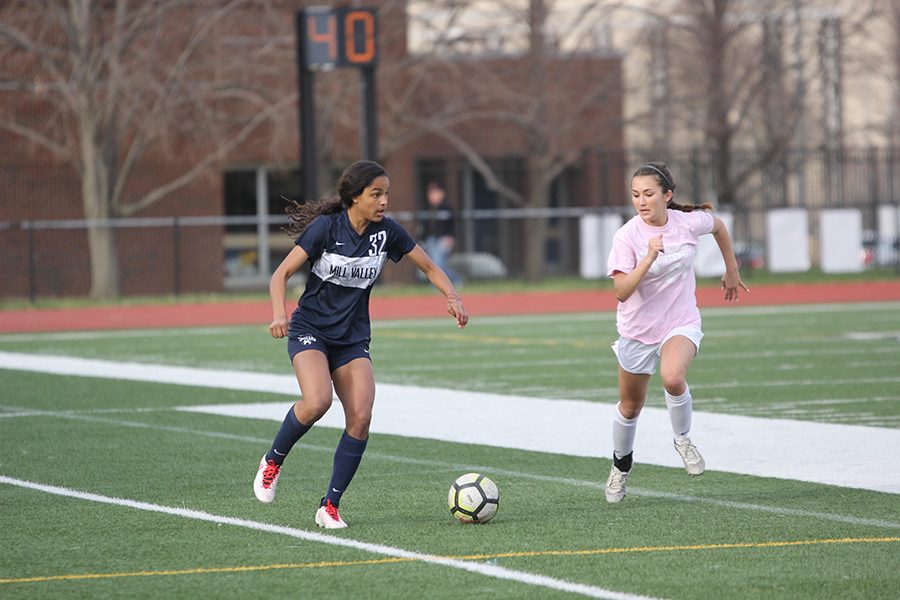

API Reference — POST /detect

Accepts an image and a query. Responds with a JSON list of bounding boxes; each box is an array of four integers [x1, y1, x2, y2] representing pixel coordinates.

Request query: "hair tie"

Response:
[[642, 164, 673, 191]]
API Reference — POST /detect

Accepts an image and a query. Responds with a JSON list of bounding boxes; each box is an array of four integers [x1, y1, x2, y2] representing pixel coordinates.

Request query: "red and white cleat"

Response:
[[315, 499, 348, 529], [253, 454, 281, 503]]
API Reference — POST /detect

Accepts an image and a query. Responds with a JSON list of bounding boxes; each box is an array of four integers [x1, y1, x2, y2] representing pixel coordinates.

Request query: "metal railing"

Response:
[[2, 202, 897, 301]]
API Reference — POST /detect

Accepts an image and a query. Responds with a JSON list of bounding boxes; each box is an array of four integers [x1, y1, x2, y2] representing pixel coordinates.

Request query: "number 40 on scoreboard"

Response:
[[300, 6, 377, 70]]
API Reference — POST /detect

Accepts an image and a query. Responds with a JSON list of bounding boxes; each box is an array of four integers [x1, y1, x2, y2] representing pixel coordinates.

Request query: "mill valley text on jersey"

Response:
[[314, 253, 384, 288]]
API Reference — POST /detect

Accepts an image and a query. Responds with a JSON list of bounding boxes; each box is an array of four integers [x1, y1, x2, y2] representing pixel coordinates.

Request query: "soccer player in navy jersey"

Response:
[[253, 160, 468, 528]]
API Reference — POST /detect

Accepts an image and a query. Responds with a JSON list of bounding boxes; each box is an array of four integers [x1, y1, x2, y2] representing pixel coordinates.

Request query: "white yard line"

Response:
[[1, 351, 899, 495], [3, 403, 897, 529], [0, 476, 660, 600]]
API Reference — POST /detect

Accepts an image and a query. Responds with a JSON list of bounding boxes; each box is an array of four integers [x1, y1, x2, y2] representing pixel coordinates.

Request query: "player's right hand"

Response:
[[646, 234, 664, 260], [269, 317, 289, 338]]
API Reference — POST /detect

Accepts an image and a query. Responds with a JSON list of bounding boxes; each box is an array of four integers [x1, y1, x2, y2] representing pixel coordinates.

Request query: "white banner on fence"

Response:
[[820, 208, 864, 273], [579, 213, 623, 279], [767, 208, 810, 272], [694, 212, 733, 278], [877, 205, 898, 266]]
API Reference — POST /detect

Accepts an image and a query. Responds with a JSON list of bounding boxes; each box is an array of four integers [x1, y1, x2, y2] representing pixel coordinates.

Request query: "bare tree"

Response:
[[894, 2, 900, 146], [629, 0, 887, 207], [0, 0, 293, 298], [382, 0, 624, 281], [660, 0, 804, 206], [879, 0, 900, 147]]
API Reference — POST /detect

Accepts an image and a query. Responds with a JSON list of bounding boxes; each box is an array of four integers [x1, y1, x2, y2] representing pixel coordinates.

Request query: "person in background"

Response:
[[421, 181, 460, 284], [254, 160, 468, 528], [604, 161, 748, 503]]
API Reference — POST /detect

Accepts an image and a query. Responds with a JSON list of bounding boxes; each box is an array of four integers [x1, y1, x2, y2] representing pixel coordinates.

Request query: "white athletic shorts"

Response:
[[611, 325, 704, 375]]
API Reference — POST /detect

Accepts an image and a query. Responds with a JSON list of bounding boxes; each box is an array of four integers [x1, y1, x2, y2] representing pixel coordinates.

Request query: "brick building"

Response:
[[0, 1, 623, 299]]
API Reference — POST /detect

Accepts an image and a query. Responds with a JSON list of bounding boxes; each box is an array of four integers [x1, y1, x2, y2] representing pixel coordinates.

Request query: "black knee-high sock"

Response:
[[323, 431, 368, 507], [265, 405, 310, 466]]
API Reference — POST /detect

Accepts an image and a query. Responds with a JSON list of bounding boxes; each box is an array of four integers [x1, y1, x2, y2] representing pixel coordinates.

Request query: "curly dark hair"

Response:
[[284, 160, 388, 237], [632, 161, 712, 212]]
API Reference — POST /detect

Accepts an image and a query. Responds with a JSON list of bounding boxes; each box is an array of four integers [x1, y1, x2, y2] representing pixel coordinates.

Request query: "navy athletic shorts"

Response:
[[287, 332, 371, 372]]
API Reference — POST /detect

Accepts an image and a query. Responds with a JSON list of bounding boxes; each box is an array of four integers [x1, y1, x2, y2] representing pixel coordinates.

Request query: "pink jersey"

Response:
[[607, 209, 715, 344]]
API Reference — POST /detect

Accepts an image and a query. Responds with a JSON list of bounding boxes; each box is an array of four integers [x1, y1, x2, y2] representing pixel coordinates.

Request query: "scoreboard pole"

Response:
[[295, 12, 318, 202], [296, 7, 378, 200], [361, 65, 377, 161]]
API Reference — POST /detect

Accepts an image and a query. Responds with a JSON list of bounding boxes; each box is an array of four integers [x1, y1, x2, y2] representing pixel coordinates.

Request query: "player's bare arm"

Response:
[[711, 217, 749, 301], [612, 235, 663, 302], [406, 244, 468, 328], [268, 245, 310, 338]]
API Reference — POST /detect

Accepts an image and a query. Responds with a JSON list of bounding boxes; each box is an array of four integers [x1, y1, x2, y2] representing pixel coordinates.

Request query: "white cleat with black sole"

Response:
[[674, 437, 705, 476], [605, 465, 630, 503]]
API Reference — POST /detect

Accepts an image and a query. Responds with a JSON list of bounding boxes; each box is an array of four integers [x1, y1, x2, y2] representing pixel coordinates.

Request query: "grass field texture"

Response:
[[1, 301, 898, 599]]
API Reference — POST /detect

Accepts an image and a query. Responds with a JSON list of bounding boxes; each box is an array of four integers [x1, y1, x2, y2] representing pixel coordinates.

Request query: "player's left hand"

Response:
[[721, 270, 750, 302], [447, 294, 468, 328]]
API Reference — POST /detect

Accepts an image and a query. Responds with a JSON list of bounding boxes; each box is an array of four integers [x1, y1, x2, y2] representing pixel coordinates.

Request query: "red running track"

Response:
[[1, 280, 899, 334]]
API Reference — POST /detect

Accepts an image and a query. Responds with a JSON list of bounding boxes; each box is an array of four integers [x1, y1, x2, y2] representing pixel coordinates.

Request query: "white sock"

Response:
[[612, 403, 638, 459], [665, 385, 692, 440]]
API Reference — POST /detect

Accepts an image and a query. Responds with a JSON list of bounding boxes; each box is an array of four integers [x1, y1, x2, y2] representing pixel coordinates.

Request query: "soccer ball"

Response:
[[448, 473, 499, 524]]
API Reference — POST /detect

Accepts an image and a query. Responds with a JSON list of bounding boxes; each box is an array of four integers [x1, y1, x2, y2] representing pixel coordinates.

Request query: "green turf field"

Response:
[[1, 302, 898, 599]]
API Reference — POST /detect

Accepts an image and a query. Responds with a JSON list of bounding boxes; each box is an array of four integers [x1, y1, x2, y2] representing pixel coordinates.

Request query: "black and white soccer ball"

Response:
[[448, 473, 499, 524]]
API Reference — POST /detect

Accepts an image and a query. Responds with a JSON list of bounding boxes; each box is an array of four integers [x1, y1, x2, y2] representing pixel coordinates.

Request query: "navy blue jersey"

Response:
[[289, 211, 416, 344]]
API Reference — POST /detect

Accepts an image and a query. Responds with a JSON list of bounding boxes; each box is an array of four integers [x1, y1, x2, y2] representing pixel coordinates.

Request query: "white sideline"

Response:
[[0, 476, 660, 600], [2, 404, 897, 529], [1, 351, 898, 494]]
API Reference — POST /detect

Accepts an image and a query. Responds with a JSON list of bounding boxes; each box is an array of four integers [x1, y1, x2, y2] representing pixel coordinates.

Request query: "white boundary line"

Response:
[[0, 476, 661, 600], [2, 404, 898, 531], [1, 351, 899, 494]]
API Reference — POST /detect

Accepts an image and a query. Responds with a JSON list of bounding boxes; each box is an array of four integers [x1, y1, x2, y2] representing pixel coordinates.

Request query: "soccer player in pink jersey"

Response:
[[604, 162, 748, 503]]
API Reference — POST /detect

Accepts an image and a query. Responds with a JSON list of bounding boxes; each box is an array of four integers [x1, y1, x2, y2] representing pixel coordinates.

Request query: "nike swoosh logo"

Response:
[[332, 487, 342, 493], [335, 242, 346, 246], [272, 449, 286, 456]]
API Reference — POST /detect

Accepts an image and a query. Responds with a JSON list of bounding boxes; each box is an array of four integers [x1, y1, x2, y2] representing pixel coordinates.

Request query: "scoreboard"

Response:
[[300, 6, 377, 70]]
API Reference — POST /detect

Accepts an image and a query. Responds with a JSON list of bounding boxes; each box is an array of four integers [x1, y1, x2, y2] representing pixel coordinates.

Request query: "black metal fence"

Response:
[[601, 146, 900, 273], [2, 147, 899, 301], [609, 147, 900, 211]]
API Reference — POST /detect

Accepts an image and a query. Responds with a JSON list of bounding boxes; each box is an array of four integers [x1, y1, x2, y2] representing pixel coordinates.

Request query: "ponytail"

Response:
[[283, 197, 343, 237], [667, 200, 713, 212]]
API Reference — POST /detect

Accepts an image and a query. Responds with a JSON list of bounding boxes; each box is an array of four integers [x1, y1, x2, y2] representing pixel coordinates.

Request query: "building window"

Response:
[[223, 167, 303, 288]]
